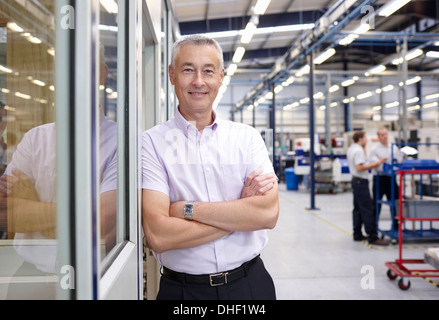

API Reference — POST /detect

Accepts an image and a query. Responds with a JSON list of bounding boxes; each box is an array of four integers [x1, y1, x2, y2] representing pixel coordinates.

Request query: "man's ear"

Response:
[[169, 65, 175, 85]]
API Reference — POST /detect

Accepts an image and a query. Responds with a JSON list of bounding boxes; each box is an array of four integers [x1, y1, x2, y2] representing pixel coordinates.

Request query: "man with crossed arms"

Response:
[[142, 34, 279, 300]]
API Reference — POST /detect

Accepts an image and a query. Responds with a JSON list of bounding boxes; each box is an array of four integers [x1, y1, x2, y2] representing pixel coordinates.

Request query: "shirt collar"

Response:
[[175, 107, 220, 136]]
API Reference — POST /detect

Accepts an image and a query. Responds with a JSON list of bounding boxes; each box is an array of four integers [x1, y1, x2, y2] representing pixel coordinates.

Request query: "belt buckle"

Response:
[[209, 272, 228, 287]]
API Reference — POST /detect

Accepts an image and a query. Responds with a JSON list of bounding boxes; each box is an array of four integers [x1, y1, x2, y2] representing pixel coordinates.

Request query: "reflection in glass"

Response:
[[0, 0, 57, 299], [99, 0, 119, 260]]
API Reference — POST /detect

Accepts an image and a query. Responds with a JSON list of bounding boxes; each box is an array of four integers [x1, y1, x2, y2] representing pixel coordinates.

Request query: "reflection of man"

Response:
[[0, 44, 117, 299], [369, 128, 404, 230], [0, 102, 7, 172], [142, 34, 279, 300], [347, 131, 389, 246]]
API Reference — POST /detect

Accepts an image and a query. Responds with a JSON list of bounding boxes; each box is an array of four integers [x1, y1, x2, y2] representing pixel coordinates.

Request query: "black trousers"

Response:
[[352, 177, 378, 242], [372, 175, 399, 230], [156, 257, 276, 300]]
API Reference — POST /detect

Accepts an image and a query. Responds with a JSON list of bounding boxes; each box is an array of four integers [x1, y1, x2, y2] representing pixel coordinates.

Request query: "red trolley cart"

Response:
[[385, 169, 439, 290]]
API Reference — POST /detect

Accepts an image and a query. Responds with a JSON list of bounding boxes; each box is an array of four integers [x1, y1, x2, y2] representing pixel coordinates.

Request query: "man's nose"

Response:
[[192, 72, 204, 86]]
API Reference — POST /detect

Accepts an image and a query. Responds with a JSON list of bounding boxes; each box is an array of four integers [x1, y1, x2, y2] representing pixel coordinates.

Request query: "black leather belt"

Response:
[[352, 176, 368, 182], [162, 255, 260, 287]]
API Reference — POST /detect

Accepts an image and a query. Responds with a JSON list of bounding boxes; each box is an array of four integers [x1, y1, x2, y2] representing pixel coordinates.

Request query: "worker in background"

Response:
[[142, 34, 279, 300], [347, 131, 389, 246], [369, 127, 404, 231]]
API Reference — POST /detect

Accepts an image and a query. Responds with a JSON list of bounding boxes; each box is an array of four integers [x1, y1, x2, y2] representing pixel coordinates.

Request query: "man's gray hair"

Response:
[[170, 34, 224, 71]]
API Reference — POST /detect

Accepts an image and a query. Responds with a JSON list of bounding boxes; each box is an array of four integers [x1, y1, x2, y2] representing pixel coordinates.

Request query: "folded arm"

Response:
[[170, 182, 279, 232], [142, 189, 230, 254]]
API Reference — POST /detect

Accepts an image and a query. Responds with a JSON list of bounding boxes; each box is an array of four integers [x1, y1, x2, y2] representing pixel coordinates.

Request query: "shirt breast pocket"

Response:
[[221, 165, 245, 201]]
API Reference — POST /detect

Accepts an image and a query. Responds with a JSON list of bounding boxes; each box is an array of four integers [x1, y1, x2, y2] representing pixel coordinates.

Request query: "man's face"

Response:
[[359, 135, 368, 147], [169, 44, 224, 115], [377, 129, 388, 145]]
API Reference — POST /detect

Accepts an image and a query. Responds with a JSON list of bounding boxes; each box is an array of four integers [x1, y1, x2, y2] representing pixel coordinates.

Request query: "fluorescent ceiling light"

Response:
[[357, 91, 373, 100], [283, 76, 295, 87], [295, 65, 310, 77], [27, 36, 42, 44], [341, 79, 355, 87], [372, 105, 382, 111], [407, 105, 421, 111], [426, 51, 439, 58], [204, 24, 314, 39], [339, 34, 358, 46], [353, 24, 370, 34], [31, 79, 46, 87], [300, 97, 310, 104], [314, 48, 336, 64], [15, 92, 32, 100], [227, 63, 238, 76], [406, 97, 419, 104], [0, 65, 13, 74], [222, 76, 231, 87], [241, 22, 257, 44], [406, 49, 423, 61], [329, 85, 340, 93], [425, 93, 439, 100], [232, 47, 246, 63], [263, 24, 315, 33], [392, 49, 423, 65], [265, 92, 273, 99], [365, 64, 386, 76], [47, 48, 55, 57], [382, 84, 394, 92], [6, 22, 24, 32], [406, 76, 421, 85], [274, 85, 283, 94], [378, 0, 411, 17], [385, 101, 399, 109], [100, 0, 118, 14], [424, 102, 438, 109], [392, 57, 404, 65], [313, 92, 324, 99], [254, 0, 271, 15]]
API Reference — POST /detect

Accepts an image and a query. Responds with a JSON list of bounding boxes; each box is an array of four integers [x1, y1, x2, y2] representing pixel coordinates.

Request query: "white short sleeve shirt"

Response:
[[142, 109, 275, 274]]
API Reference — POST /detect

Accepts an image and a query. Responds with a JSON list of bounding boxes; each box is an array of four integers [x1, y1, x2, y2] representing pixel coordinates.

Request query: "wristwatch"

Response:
[[183, 201, 194, 220]]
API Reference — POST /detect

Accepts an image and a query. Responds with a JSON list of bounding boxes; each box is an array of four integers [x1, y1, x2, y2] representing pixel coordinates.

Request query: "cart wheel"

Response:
[[398, 278, 411, 291], [387, 269, 397, 280]]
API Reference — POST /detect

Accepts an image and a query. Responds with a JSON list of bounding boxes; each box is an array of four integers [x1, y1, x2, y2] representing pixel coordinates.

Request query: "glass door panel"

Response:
[[0, 0, 57, 300]]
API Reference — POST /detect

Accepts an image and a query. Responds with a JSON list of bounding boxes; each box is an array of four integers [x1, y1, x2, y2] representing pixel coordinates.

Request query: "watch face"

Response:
[[184, 202, 193, 220]]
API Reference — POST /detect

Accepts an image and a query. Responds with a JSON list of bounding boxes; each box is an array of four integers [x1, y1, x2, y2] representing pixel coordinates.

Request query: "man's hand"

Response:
[[241, 169, 276, 199], [0, 169, 39, 201]]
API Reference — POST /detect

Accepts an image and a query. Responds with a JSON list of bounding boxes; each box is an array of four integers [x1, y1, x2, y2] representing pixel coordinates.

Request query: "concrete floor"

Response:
[[262, 182, 439, 300]]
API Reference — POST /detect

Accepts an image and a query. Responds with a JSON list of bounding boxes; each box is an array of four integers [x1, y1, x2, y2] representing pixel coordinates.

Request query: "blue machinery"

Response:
[[376, 143, 439, 240]]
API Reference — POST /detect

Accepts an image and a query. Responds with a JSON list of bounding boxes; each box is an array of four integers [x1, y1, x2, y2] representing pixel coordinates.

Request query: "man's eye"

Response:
[[205, 70, 213, 74], [183, 68, 193, 72]]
